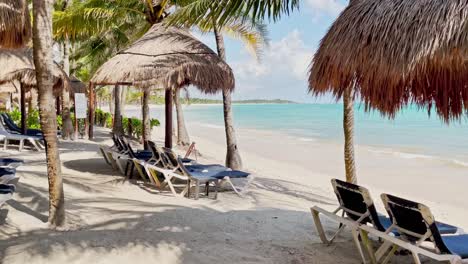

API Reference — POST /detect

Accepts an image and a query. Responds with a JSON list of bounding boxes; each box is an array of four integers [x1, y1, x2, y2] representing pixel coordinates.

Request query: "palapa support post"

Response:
[[88, 83, 95, 139], [73, 92, 78, 140], [56, 96, 61, 115], [20, 83, 26, 135], [165, 88, 173, 149]]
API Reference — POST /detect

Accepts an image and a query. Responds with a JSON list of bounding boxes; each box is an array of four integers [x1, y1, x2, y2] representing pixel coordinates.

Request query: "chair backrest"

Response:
[[381, 194, 450, 253], [111, 134, 123, 152], [332, 179, 385, 231], [147, 141, 165, 167], [120, 136, 137, 159], [2, 113, 20, 132], [161, 147, 190, 176]]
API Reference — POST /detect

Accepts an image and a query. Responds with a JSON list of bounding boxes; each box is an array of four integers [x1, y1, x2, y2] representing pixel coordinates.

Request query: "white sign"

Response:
[[74, 93, 87, 119]]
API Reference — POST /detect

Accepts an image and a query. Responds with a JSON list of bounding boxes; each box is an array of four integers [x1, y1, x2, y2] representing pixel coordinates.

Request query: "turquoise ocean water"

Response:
[[128, 104, 468, 166]]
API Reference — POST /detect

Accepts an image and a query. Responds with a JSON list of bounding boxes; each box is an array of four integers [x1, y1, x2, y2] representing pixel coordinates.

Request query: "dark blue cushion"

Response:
[[0, 158, 24, 166], [186, 164, 227, 172], [436, 222, 459, 235], [211, 170, 250, 179], [377, 215, 458, 236], [442, 235, 468, 258], [0, 184, 15, 194], [0, 167, 16, 176]]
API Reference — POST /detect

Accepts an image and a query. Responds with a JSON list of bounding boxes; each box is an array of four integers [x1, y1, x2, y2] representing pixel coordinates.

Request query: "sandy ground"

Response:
[[0, 122, 465, 263]]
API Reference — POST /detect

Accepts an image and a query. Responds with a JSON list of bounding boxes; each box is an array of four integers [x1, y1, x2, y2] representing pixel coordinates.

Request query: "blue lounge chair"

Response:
[[162, 148, 250, 199], [377, 194, 468, 263], [0, 158, 23, 168], [0, 184, 15, 206], [0, 167, 16, 184], [311, 179, 458, 263], [1, 113, 43, 137]]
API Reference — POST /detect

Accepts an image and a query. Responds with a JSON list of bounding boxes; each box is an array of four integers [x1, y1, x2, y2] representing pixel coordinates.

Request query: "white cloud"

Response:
[[231, 29, 314, 81], [305, 0, 346, 16]]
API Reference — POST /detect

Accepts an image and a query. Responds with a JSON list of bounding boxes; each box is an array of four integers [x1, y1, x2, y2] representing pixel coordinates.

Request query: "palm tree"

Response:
[[174, 88, 190, 146], [32, 0, 65, 227], [55, 0, 267, 156], [113, 85, 124, 135], [343, 86, 356, 183]]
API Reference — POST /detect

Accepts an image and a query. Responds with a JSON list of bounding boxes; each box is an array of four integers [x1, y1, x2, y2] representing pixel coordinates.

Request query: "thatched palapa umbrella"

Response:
[[91, 23, 234, 147], [0, 0, 31, 48], [309, 0, 468, 121], [0, 48, 70, 133], [309, 0, 468, 182]]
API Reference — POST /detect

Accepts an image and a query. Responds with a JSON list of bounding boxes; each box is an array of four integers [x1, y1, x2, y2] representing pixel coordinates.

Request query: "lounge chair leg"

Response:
[[310, 207, 345, 244], [19, 139, 24, 151], [194, 180, 200, 200], [3, 139, 7, 150], [360, 230, 377, 264], [411, 252, 422, 264], [351, 229, 369, 264], [205, 182, 210, 196], [29, 139, 41, 151]]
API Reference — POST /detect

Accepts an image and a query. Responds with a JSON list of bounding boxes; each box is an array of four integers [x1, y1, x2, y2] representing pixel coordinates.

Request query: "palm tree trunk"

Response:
[[61, 40, 73, 139], [142, 87, 151, 149], [113, 85, 124, 135], [32, 0, 65, 227], [343, 86, 357, 184], [213, 25, 243, 170], [174, 89, 190, 146], [120, 86, 127, 117]]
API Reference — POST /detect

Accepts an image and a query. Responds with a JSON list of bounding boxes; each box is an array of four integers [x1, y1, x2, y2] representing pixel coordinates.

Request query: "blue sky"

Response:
[[189, 0, 348, 103]]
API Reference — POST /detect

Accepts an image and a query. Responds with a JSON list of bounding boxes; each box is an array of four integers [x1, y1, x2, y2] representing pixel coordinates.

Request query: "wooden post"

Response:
[[165, 88, 173, 149], [73, 92, 78, 140], [20, 83, 26, 134], [56, 96, 61, 115], [88, 83, 95, 139]]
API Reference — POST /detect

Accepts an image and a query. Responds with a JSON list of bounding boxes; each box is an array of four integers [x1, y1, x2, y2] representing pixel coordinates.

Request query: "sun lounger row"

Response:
[[99, 134, 250, 199], [0, 158, 23, 207], [311, 179, 468, 264]]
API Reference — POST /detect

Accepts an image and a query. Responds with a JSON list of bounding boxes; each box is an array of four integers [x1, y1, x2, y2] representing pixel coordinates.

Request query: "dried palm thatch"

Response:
[[309, 0, 468, 122], [0, 0, 31, 48], [0, 48, 70, 96], [0, 80, 18, 93], [91, 23, 234, 93], [70, 76, 87, 94]]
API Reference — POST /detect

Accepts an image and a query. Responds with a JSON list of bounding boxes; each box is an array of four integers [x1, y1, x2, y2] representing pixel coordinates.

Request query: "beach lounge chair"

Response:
[[0, 158, 23, 168], [0, 168, 16, 184], [361, 194, 468, 264], [310, 179, 458, 263], [0, 125, 43, 151], [0, 113, 43, 137], [162, 148, 250, 199], [0, 184, 15, 206]]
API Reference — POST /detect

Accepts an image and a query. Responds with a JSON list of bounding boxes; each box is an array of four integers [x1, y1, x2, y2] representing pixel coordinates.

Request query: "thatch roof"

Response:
[[309, 0, 468, 122], [91, 23, 234, 93], [0, 0, 31, 48], [0, 80, 18, 93], [0, 48, 70, 96], [70, 76, 87, 94]]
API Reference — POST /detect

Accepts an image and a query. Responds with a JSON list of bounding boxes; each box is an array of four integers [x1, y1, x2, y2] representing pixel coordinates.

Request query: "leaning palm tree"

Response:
[[170, 6, 268, 169], [32, 0, 65, 227]]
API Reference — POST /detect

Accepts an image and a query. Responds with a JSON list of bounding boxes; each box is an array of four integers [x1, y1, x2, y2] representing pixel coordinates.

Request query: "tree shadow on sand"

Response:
[[0, 196, 374, 264]]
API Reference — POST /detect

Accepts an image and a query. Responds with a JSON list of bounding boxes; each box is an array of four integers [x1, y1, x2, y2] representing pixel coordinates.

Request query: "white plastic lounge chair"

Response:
[[0, 122, 43, 151], [360, 194, 468, 264]]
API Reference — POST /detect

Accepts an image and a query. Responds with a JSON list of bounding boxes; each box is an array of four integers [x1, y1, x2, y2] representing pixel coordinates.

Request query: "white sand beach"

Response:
[[0, 122, 466, 264]]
